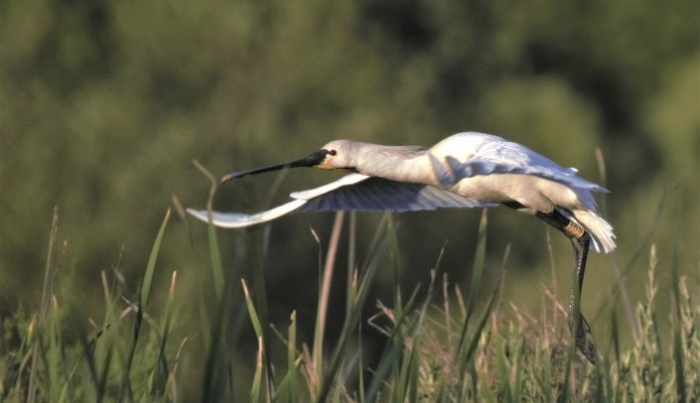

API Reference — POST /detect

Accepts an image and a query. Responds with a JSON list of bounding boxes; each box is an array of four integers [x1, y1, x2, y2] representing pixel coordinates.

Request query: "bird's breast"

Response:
[[450, 174, 582, 213]]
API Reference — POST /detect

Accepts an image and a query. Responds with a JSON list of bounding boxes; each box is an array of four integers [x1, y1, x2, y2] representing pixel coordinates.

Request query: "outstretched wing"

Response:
[[294, 174, 495, 212], [440, 135, 608, 193], [187, 173, 496, 228], [186, 200, 306, 228]]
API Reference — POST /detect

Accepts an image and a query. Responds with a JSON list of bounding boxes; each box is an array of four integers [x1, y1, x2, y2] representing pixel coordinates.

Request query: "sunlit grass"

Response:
[[1, 202, 698, 401]]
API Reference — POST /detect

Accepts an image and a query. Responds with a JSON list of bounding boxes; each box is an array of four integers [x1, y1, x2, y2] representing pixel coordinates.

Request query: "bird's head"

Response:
[[221, 139, 356, 184], [313, 139, 356, 171]]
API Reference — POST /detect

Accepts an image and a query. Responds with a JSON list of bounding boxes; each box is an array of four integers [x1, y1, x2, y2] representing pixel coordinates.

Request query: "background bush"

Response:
[[1, 0, 698, 398]]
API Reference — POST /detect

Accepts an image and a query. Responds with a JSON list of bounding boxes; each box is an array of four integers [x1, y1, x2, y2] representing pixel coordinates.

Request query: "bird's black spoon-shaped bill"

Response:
[[221, 149, 331, 184]]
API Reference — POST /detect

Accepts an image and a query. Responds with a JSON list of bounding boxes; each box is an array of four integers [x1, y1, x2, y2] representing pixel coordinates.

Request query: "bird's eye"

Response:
[[328, 150, 337, 156]]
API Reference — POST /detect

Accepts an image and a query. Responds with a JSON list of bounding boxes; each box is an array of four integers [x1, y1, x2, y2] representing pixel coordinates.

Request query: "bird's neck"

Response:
[[354, 148, 437, 186]]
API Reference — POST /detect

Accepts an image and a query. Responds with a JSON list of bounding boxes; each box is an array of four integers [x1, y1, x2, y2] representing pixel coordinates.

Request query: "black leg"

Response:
[[534, 209, 596, 363], [566, 231, 595, 363], [504, 203, 596, 363]]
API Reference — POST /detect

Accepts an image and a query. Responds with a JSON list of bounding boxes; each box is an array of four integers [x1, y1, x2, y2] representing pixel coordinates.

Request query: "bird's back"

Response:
[[430, 132, 576, 176], [430, 132, 615, 253]]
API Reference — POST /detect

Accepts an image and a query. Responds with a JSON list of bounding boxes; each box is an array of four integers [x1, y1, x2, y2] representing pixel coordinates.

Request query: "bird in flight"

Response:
[[188, 131, 615, 362]]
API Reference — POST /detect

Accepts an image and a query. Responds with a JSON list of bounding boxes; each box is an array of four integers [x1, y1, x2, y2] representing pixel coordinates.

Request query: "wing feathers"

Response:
[[299, 175, 494, 213], [187, 173, 496, 228], [440, 135, 609, 193], [186, 199, 306, 228]]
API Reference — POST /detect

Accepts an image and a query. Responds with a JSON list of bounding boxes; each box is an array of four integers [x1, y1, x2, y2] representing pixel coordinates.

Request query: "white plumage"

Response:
[[187, 132, 615, 253]]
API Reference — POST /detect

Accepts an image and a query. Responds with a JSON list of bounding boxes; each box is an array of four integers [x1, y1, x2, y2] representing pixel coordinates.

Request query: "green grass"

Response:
[[1, 200, 698, 401]]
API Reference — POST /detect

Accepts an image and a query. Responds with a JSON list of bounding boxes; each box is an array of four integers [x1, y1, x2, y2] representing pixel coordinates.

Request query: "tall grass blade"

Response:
[[394, 338, 420, 403], [457, 209, 488, 358], [151, 271, 178, 397], [608, 308, 621, 402], [558, 338, 578, 403], [193, 160, 225, 300], [346, 212, 357, 319], [92, 271, 120, 402], [317, 221, 384, 402], [365, 338, 404, 401], [48, 297, 62, 402], [204, 250, 242, 395], [512, 336, 524, 399], [671, 199, 686, 403], [356, 322, 366, 403], [273, 358, 303, 402], [386, 215, 403, 316], [313, 212, 344, 393], [190, 161, 218, 355], [400, 270, 440, 402], [118, 209, 170, 401], [201, 280, 235, 402], [250, 337, 264, 403], [141, 209, 171, 308], [194, 160, 238, 401], [458, 282, 498, 371], [28, 206, 59, 403], [242, 279, 264, 339], [283, 311, 300, 401], [542, 340, 552, 402], [253, 227, 275, 394]]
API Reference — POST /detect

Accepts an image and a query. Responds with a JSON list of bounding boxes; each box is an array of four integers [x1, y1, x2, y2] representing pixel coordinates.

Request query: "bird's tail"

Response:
[[569, 209, 616, 254]]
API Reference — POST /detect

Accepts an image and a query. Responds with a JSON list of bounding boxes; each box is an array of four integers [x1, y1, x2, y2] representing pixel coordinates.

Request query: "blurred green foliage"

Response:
[[1, 0, 698, 358]]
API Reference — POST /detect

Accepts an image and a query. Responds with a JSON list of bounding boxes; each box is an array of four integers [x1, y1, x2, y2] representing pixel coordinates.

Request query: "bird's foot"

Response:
[[567, 312, 596, 363]]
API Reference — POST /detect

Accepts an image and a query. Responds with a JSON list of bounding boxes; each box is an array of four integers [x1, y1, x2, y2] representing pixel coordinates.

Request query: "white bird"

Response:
[[187, 131, 615, 362]]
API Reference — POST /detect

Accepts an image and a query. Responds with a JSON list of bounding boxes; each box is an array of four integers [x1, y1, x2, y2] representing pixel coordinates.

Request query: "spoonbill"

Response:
[[187, 131, 615, 362]]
